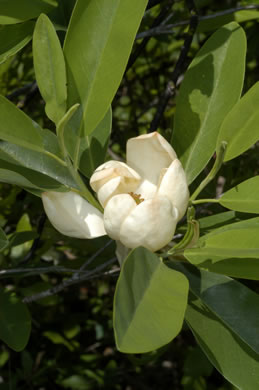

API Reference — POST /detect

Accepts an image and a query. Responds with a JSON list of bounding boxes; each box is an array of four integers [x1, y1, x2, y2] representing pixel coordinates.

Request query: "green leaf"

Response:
[[8, 231, 38, 248], [184, 216, 259, 263], [64, 107, 112, 177], [0, 227, 8, 252], [114, 247, 189, 353], [173, 263, 259, 355], [198, 210, 240, 233], [0, 138, 78, 189], [0, 289, 31, 352], [63, 0, 148, 139], [33, 14, 67, 124], [61, 375, 90, 390], [184, 217, 259, 280], [217, 82, 259, 161], [0, 22, 34, 65], [172, 22, 246, 184], [0, 159, 67, 191], [0, 96, 44, 151], [219, 176, 259, 213], [0, 0, 57, 24], [43, 331, 76, 351], [186, 295, 259, 389]]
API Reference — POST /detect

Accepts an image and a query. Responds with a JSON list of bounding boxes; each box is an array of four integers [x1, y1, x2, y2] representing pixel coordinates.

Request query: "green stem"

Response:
[[57, 106, 103, 212], [190, 141, 227, 202], [192, 198, 219, 205]]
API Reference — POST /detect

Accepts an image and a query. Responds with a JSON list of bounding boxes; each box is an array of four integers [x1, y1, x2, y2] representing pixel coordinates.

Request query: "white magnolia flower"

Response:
[[42, 191, 106, 239], [42, 132, 189, 252]]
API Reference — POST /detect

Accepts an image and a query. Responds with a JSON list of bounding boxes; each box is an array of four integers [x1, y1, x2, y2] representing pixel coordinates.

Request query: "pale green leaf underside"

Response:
[[114, 247, 189, 353], [64, 0, 148, 137]]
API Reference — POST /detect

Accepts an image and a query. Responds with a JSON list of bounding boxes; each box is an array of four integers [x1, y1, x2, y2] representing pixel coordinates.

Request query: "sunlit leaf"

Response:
[[173, 22, 246, 184], [33, 14, 67, 124], [217, 82, 259, 161], [184, 217, 259, 262], [219, 176, 259, 213], [114, 247, 189, 353], [63, 0, 147, 142]]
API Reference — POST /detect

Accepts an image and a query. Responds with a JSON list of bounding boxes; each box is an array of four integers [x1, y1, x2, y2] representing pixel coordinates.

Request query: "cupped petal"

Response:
[[103, 194, 136, 240], [119, 195, 178, 252], [157, 159, 189, 221], [42, 191, 106, 239], [90, 160, 140, 193], [126, 132, 177, 186]]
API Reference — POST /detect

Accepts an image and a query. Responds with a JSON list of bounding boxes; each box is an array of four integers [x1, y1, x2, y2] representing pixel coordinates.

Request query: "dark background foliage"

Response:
[[0, 0, 259, 389]]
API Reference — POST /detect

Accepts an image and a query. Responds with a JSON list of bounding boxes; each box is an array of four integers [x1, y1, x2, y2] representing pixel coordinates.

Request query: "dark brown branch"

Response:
[[137, 4, 259, 39], [127, 0, 175, 71], [149, 0, 198, 132], [23, 257, 117, 303]]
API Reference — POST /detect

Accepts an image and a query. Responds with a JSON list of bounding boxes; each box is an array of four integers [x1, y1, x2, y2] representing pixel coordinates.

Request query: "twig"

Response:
[[23, 257, 117, 303], [0, 266, 81, 277], [72, 239, 113, 280], [137, 4, 259, 39], [127, 0, 175, 70], [6, 82, 36, 100], [149, 0, 198, 132]]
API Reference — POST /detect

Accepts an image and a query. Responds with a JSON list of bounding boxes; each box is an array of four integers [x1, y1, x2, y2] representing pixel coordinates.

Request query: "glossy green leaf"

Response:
[[0, 0, 57, 24], [0, 289, 31, 351], [0, 96, 44, 151], [0, 168, 46, 190], [199, 210, 240, 233], [173, 263, 259, 355], [185, 216, 259, 263], [64, 107, 112, 177], [0, 227, 8, 252], [0, 22, 34, 65], [64, 0, 148, 139], [219, 176, 259, 213], [0, 159, 67, 191], [33, 14, 67, 124], [173, 22, 246, 184], [186, 295, 259, 389], [217, 82, 259, 161], [195, 257, 259, 281], [114, 247, 189, 353], [0, 138, 78, 189], [0, 141, 77, 188]]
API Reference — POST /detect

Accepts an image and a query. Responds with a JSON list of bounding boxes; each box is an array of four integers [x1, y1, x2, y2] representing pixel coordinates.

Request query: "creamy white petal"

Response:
[[135, 179, 157, 200], [104, 194, 136, 240], [42, 191, 106, 239], [126, 132, 177, 185], [157, 159, 189, 220], [90, 160, 140, 192], [97, 176, 122, 207], [119, 195, 178, 252]]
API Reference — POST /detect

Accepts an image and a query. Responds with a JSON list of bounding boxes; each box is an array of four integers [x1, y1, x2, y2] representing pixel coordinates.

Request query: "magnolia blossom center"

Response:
[[129, 192, 145, 205]]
